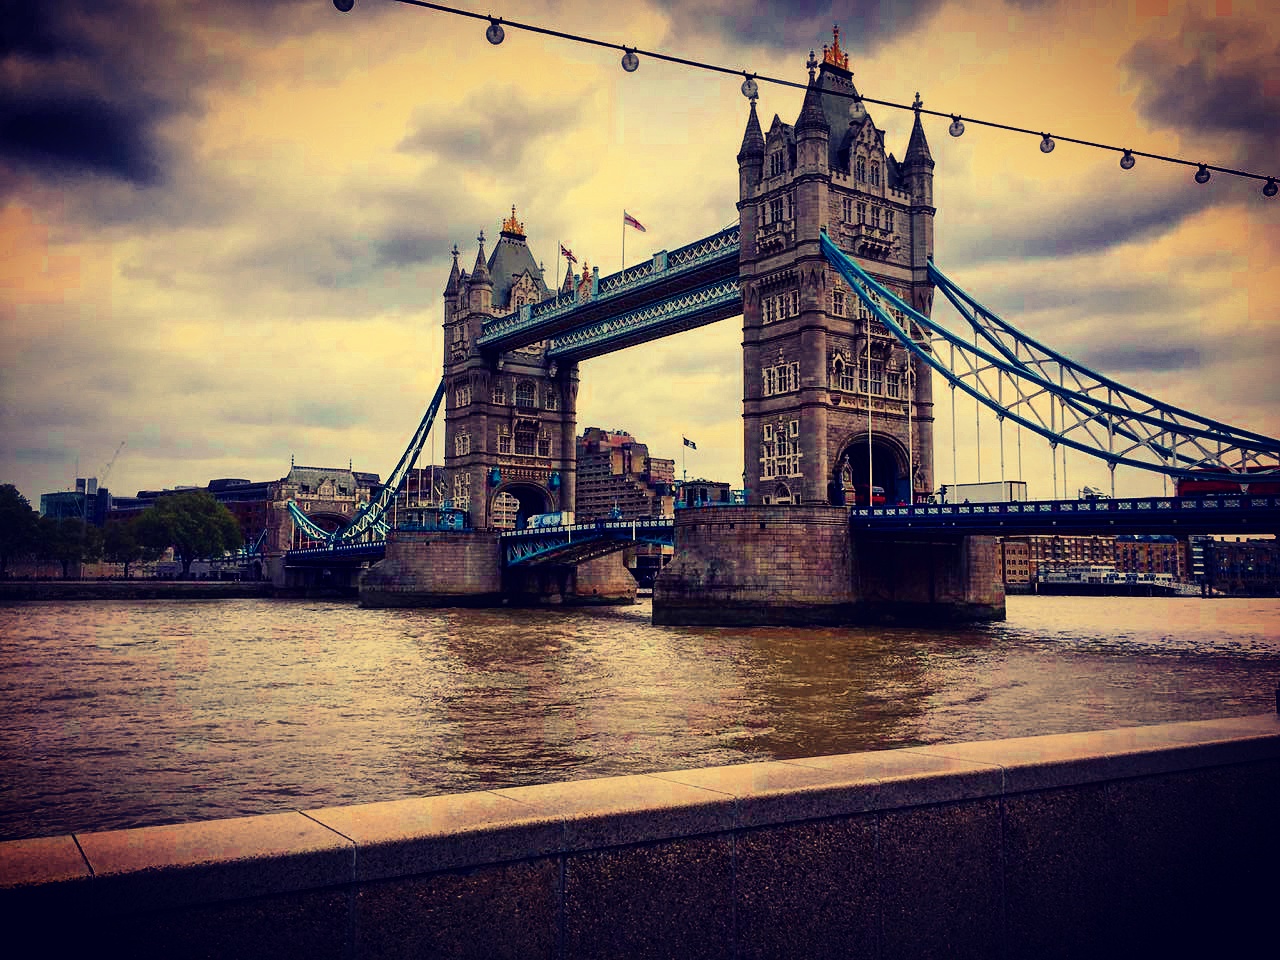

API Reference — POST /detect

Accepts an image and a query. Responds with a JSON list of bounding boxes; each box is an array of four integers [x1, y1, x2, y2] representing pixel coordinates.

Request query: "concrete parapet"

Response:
[[359, 530, 502, 608], [3, 713, 1278, 958]]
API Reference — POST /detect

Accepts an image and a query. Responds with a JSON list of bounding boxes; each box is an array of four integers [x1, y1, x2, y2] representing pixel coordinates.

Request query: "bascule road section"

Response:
[[340, 28, 1278, 624]]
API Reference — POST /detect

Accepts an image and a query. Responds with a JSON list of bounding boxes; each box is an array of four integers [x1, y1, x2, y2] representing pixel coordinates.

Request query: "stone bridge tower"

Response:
[[441, 208, 579, 529], [737, 27, 936, 507]]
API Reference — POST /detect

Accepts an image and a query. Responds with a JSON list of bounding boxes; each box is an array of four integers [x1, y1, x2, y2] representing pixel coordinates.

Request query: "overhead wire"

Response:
[[341, 0, 1280, 195]]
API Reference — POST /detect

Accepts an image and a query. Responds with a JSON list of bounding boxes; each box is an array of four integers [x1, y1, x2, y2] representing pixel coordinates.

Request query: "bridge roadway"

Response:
[[475, 226, 741, 361], [283, 494, 1280, 569]]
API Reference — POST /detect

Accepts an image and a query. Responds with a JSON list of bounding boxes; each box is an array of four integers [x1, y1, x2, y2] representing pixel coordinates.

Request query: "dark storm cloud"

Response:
[[0, 0, 352, 189], [946, 177, 1220, 268], [1123, 10, 1280, 167], [397, 91, 585, 167], [1072, 344, 1201, 375]]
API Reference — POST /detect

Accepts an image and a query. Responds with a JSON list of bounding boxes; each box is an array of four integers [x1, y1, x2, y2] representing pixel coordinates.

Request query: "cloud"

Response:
[[1123, 9, 1280, 168], [397, 88, 586, 167]]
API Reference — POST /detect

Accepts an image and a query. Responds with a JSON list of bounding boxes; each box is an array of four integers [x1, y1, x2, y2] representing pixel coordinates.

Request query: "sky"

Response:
[[2, 0, 1278, 506]]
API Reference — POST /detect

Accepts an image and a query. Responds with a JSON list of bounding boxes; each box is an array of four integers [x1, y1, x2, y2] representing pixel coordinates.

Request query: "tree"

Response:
[[103, 521, 144, 579], [0, 484, 39, 578], [142, 491, 242, 577], [35, 516, 103, 579]]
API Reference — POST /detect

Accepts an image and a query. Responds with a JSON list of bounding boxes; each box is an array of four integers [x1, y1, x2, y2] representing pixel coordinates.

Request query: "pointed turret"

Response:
[[470, 231, 491, 286], [736, 98, 765, 164], [444, 244, 461, 296], [561, 260, 574, 296], [904, 93, 934, 168], [795, 73, 829, 138]]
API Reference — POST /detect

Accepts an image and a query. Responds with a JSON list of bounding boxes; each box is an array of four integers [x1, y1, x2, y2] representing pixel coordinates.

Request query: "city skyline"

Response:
[[3, 0, 1277, 505]]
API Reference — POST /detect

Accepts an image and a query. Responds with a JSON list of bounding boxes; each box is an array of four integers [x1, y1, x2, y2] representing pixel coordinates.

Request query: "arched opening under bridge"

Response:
[[840, 435, 908, 506], [492, 483, 552, 530]]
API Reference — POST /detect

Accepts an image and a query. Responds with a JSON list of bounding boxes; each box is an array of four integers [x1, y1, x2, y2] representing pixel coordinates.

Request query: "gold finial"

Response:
[[501, 204, 525, 237], [823, 23, 849, 70]]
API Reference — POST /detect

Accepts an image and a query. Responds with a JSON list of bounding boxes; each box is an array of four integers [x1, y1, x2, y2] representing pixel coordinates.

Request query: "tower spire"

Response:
[[471, 230, 491, 284], [444, 243, 461, 296], [736, 96, 764, 164], [904, 92, 934, 167]]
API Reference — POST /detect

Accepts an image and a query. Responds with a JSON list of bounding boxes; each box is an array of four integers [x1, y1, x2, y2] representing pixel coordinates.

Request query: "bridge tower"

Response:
[[441, 209, 579, 529], [738, 27, 935, 507]]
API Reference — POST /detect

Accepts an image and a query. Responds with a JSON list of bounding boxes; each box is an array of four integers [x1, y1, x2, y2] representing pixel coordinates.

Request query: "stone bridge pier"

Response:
[[653, 505, 1004, 625]]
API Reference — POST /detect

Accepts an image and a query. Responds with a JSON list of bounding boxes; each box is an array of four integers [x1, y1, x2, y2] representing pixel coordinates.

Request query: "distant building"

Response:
[[1000, 539, 1031, 587], [677, 479, 733, 508], [1005, 535, 1116, 576], [40, 477, 112, 525], [575, 428, 675, 521], [1201, 537, 1280, 596], [1114, 534, 1186, 580]]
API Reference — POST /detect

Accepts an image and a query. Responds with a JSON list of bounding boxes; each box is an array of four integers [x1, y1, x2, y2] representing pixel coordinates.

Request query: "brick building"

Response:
[[1114, 534, 1186, 580]]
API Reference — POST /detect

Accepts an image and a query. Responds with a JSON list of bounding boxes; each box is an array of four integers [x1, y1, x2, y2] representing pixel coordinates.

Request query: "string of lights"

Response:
[[334, 0, 1278, 198]]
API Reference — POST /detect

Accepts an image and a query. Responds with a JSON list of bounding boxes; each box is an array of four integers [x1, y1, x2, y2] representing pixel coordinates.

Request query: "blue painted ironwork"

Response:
[[500, 517, 674, 566], [547, 278, 741, 360], [849, 494, 1280, 536], [819, 232, 1280, 484], [285, 540, 387, 565], [477, 226, 740, 348], [927, 259, 1280, 481]]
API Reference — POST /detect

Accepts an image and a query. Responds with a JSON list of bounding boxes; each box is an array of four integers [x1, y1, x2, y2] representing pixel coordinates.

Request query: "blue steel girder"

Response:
[[477, 226, 740, 354], [546, 278, 742, 362], [501, 519, 674, 566], [849, 494, 1280, 537], [819, 232, 1280, 485]]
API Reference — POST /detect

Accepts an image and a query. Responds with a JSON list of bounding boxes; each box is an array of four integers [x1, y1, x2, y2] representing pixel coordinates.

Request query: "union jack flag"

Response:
[[560, 243, 577, 263]]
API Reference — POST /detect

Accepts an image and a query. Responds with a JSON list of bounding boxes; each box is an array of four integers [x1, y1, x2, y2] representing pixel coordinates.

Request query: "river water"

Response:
[[1, 595, 1277, 842]]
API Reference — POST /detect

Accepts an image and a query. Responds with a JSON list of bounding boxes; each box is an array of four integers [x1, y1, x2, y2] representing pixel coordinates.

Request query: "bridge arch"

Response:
[[838, 433, 910, 505], [491, 482, 552, 530]]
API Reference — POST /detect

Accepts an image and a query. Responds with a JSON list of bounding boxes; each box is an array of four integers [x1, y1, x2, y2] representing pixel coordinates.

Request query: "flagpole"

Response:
[[621, 213, 626, 273], [556, 239, 560, 305]]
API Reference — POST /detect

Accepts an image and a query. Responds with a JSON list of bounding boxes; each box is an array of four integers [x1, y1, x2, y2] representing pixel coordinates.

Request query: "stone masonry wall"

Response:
[[3, 714, 1277, 959], [359, 530, 501, 608]]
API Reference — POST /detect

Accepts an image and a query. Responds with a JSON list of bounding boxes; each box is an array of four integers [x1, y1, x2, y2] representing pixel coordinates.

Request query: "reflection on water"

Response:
[[0, 595, 1277, 841]]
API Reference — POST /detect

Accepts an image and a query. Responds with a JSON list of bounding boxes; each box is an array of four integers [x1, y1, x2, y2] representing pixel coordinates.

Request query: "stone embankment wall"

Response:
[[3, 714, 1277, 959]]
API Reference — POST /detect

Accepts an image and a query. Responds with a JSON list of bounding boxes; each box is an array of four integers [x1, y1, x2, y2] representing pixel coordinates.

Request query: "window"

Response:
[[887, 370, 902, 398], [453, 472, 471, 509], [515, 381, 535, 408], [454, 383, 471, 407], [833, 357, 857, 392], [493, 383, 507, 405], [842, 197, 853, 222], [454, 432, 471, 457], [497, 426, 511, 455], [860, 359, 884, 395], [761, 420, 801, 479], [762, 360, 799, 396], [769, 196, 784, 223], [544, 389, 558, 411], [856, 202, 866, 224], [833, 289, 845, 317], [537, 437, 551, 458], [886, 210, 895, 232], [855, 157, 866, 182], [515, 424, 536, 456], [451, 324, 464, 344], [870, 162, 880, 186], [785, 290, 798, 317], [871, 206, 881, 229], [769, 152, 784, 177]]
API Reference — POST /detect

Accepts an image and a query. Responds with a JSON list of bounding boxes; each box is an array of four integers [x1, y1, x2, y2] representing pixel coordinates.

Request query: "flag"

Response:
[[683, 437, 696, 450], [560, 243, 577, 264], [623, 211, 647, 232]]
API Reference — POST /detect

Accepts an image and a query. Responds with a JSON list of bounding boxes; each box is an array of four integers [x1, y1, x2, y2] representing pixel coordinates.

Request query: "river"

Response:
[[1, 595, 1277, 842]]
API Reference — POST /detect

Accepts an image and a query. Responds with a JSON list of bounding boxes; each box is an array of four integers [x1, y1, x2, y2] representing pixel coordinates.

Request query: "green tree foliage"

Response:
[[36, 516, 103, 579], [0, 484, 39, 578], [141, 491, 242, 577], [103, 521, 145, 579]]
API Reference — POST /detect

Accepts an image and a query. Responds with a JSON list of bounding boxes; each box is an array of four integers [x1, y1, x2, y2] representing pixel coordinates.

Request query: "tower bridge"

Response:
[[286, 28, 1278, 620]]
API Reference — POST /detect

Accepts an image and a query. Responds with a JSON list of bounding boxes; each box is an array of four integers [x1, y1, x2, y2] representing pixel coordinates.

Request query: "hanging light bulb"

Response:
[[948, 115, 965, 137], [1120, 150, 1135, 170], [740, 74, 758, 100], [485, 18, 505, 44], [333, 0, 354, 11], [1264, 178, 1279, 198], [1195, 164, 1211, 184], [1039, 133, 1055, 153], [621, 48, 639, 72]]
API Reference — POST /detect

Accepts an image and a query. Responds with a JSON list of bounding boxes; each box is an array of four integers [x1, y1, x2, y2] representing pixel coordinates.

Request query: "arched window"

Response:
[[775, 483, 793, 505], [454, 432, 471, 457], [855, 157, 866, 182], [515, 381, 536, 408], [871, 162, 880, 186]]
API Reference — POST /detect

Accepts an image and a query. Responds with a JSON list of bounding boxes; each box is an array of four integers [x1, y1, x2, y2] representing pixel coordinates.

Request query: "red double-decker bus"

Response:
[[1175, 466, 1280, 497]]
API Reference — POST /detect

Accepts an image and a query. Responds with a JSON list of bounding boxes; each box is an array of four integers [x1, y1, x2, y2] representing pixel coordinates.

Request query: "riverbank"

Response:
[[0, 580, 278, 602]]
